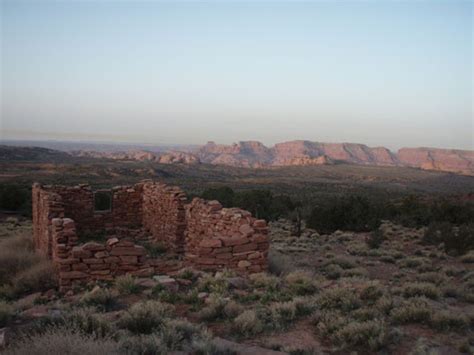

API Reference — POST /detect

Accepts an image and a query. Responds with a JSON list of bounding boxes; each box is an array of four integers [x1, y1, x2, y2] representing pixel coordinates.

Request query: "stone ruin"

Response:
[[32, 181, 269, 291]]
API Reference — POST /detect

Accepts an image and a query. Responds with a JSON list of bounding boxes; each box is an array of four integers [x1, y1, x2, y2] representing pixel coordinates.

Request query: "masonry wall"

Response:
[[184, 198, 269, 273], [32, 183, 65, 258], [32, 181, 270, 290], [142, 182, 187, 252]]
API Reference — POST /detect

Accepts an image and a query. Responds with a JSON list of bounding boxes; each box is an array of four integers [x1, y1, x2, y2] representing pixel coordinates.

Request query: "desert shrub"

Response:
[[398, 257, 430, 269], [314, 310, 347, 338], [307, 195, 382, 234], [324, 264, 343, 280], [360, 281, 385, 303], [367, 229, 385, 249], [390, 298, 432, 324], [197, 274, 229, 295], [270, 301, 297, 329], [222, 300, 244, 319], [342, 267, 368, 279], [0, 184, 31, 214], [401, 282, 440, 300], [201, 186, 235, 208], [326, 257, 356, 270], [461, 251, 474, 263], [63, 308, 112, 338], [422, 222, 452, 246], [80, 287, 116, 311], [0, 233, 41, 285], [316, 287, 360, 312], [268, 249, 294, 276], [12, 260, 56, 295], [375, 294, 394, 315], [119, 300, 173, 334], [115, 274, 140, 295], [160, 318, 208, 351], [423, 222, 474, 255], [430, 310, 469, 331], [416, 272, 446, 285], [0, 301, 14, 327], [334, 319, 388, 350], [233, 309, 263, 336], [233, 190, 295, 221], [4, 327, 119, 355], [284, 270, 318, 295], [351, 307, 382, 321], [198, 295, 228, 321], [249, 272, 280, 291], [119, 333, 164, 354]]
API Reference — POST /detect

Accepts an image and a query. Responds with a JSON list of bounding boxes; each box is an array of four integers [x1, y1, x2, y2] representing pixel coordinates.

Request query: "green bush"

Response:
[[307, 195, 382, 233], [401, 282, 440, 300], [0, 184, 31, 215]]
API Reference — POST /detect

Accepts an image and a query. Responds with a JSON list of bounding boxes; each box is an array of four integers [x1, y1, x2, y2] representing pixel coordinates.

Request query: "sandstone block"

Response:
[[199, 239, 222, 248], [233, 243, 258, 253], [82, 242, 105, 251], [237, 260, 251, 268]]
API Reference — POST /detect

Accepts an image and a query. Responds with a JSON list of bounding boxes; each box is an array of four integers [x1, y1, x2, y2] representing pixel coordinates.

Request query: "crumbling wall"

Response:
[[184, 198, 269, 273], [142, 182, 187, 252], [32, 183, 65, 258], [51, 217, 156, 291], [33, 181, 269, 290]]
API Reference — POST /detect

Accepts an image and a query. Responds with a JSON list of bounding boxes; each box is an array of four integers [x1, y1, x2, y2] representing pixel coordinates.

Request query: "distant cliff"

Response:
[[6, 140, 473, 175]]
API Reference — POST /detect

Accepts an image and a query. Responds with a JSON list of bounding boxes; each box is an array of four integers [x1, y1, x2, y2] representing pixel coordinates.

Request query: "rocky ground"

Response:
[[0, 217, 473, 354]]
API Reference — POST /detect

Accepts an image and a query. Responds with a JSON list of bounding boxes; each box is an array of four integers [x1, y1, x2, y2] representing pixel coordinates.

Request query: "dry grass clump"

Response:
[[270, 301, 296, 326], [80, 287, 116, 311], [223, 300, 244, 318], [63, 308, 112, 338], [233, 309, 263, 336], [360, 281, 385, 304], [284, 270, 318, 295], [4, 327, 119, 355], [430, 310, 469, 331], [249, 272, 279, 290], [119, 300, 174, 334], [316, 287, 361, 312], [115, 274, 140, 295], [0, 300, 14, 327], [12, 260, 56, 295], [197, 294, 228, 321], [160, 318, 210, 351], [416, 272, 446, 285], [0, 232, 55, 297], [401, 282, 440, 300], [398, 257, 431, 269], [390, 297, 432, 324], [197, 273, 229, 295], [334, 319, 388, 350]]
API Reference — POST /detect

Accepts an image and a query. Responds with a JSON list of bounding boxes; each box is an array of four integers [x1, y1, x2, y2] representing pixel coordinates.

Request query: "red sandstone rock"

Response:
[[199, 239, 222, 248], [82, 242, 105, 251]]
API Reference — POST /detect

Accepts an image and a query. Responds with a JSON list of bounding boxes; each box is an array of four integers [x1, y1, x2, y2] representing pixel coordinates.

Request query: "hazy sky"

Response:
[[1, 0, 472, 150]]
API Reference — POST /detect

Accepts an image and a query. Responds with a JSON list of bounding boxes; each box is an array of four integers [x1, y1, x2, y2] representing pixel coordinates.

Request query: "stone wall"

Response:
[[32, 181, 270, 290], [184, 198, 269, 273], [142, 182, 187, 252], [51, 217, 159, 291], [32, 183, 65, 258]]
